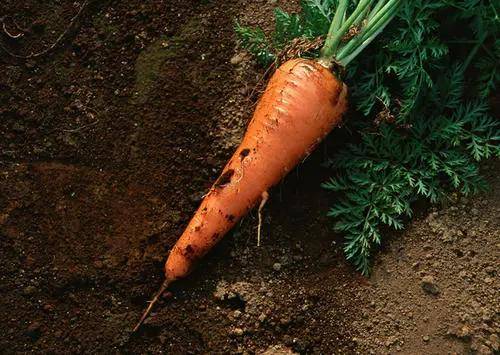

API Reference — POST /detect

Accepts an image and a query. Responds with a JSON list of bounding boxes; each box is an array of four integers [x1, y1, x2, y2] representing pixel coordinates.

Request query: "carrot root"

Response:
[[132, 279, 171, 333], [257, 191, 269, 247]]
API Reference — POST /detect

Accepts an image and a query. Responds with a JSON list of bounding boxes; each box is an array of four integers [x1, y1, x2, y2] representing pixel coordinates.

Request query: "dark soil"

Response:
[[1, 1, 498, 354]]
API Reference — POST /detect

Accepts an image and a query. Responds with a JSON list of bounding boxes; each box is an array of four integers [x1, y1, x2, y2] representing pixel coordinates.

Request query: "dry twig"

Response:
[[0, 0, 88, 59]]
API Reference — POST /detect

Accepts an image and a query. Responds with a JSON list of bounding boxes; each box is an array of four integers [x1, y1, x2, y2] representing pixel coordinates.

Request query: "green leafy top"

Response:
[[236, 0, 401, 68], [237, 0, 499, 274]]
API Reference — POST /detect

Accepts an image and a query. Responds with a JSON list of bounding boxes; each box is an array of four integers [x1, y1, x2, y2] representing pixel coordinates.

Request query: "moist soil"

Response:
[[0, 1, 498, 354]]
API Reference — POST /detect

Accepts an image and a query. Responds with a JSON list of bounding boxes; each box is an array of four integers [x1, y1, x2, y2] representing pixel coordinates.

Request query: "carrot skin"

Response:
[[165, 58, 348, 281]]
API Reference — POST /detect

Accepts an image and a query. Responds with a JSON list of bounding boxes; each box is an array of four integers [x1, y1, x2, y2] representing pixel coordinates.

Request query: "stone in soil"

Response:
[[421, 275, 440, 295]]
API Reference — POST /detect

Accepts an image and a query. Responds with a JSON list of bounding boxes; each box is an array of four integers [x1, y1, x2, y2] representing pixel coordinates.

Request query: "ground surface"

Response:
[[0, 1, 498, 354]]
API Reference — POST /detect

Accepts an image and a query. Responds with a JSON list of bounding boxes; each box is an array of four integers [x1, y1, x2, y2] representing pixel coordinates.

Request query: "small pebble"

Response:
[[421, 275, 440, 295], [230, 53, 245, 65], [280, 317, 291, 326], [231, 327, 244, 336]]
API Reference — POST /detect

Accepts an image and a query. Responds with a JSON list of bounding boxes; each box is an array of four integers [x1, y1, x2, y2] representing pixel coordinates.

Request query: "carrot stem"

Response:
[[320, 0, 373, 60], [326, 0, 349, 48], [337, 0, 401, 65], [320, 0, 401, 67], [461, 35, 486, 72], [367, 0, 387, 22]]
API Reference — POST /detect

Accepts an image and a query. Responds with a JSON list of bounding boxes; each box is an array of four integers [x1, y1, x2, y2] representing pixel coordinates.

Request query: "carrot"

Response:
[[133, 0, 401, 332], [165, 59, 347, 281]]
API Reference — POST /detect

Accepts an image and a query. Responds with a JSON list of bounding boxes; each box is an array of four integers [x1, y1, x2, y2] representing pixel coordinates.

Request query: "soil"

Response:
[[0, 1, 498, 354]]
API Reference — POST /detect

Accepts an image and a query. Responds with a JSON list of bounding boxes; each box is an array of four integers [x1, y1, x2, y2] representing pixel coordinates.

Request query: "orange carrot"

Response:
[[166, 59, 347, 281], [133, 0, 401, 331], [133, 58, 347, 331]]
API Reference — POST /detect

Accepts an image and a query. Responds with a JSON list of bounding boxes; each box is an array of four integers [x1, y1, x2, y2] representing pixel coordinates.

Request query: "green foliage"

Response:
[[474, 39, 500, 98], [234, 22, 275, 66], [273, 8, 303, 47], [301, 0, 338, 36], [235, 1, 340, 66], [237, 0, 500, 274]]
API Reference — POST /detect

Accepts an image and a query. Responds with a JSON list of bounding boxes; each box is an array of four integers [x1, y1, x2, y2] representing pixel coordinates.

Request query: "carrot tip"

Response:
[[132, 279, 171, 333]]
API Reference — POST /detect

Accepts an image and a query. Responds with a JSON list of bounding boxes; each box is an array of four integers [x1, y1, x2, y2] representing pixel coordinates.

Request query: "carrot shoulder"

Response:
[[165, 58, 348, 282]]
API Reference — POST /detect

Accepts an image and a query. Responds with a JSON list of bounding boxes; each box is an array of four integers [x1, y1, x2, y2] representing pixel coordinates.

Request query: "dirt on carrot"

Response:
[[1, 0, 498, 354]]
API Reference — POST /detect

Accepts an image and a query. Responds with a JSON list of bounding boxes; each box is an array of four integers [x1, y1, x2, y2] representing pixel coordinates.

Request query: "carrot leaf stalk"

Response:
[[320, 0, 401, 67], [334, 0, 401, 65]]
